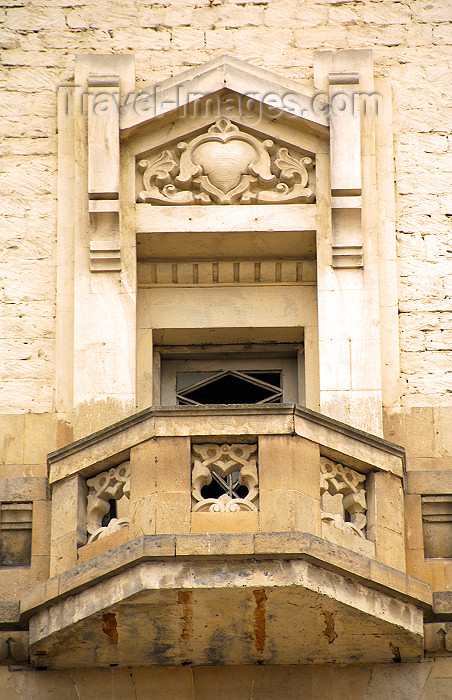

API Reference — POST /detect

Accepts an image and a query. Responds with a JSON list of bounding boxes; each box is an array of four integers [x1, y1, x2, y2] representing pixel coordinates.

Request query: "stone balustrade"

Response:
[[46, 405, 406, 577]]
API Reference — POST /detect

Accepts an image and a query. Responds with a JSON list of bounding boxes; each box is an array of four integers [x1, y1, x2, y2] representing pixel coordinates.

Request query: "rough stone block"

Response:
[[76, 527, 129, 564], [0, 414, 24, 465], [129, 495, 156, 539], [405, 494, 424, 551], [50, 532, 78, 577], [367, 471, 404, 537], [258, 434, 320, 497], [31, 498, 51, 556], [156, 491, 191, 535], [175, 532, 254, 556], [132, 667, 196, 700], [130, 440, 158, 499], [259, 489, 321, 535], [50, 475, 87, 543], [406, 471, 452, 495], [0, 599, 20, 624], [374, 526, 406, 572], [191, 511, 259, 534]]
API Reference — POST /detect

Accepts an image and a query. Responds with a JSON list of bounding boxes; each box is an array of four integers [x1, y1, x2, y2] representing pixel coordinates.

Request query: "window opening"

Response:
[[176, 369, 282, 405], [0, 502, 33, 567], [200, 469, 249, 500]]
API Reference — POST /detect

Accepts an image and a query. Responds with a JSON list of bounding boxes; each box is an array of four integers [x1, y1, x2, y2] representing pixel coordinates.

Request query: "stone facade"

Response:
[[0, 1, 451, 697]]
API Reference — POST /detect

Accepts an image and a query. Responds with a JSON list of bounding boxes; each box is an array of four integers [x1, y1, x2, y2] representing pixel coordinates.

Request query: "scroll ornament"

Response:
[[138, 118, 314, 205], [86, 461, 130, 543], [320, 457, 367, 538], [192, 443, 258, 512]]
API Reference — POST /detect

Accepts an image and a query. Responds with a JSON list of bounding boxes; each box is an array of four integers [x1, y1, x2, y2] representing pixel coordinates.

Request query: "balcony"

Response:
[[20, 405, 431, 668]]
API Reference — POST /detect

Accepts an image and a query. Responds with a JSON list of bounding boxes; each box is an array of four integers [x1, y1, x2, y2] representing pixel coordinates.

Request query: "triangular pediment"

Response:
[[120, 55, 329, 137]]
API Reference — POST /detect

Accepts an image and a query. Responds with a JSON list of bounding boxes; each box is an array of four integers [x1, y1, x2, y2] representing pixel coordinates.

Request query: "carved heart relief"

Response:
[[192, 140, 256, 193]]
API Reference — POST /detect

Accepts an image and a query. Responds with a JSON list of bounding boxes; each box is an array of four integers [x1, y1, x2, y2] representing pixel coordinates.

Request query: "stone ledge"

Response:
[[433, 591, 452, 617], [0, 477, 49, 501], [19, 531, 432, 622], [406, 471, 452, 494], [28, 557, 425, 667], [0, 601, 21, 630], [47, 404, 405, 483]]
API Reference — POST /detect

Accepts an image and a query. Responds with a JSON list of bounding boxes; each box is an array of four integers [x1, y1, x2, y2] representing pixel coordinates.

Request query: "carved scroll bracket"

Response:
[[86, 461, 130, 543], [320, 457, 367, 538]]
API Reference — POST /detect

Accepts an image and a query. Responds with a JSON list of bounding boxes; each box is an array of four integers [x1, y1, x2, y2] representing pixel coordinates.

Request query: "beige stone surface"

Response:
[[77, 527, 129, 564], [128, 494, 156, 539], [0, 661, 450, 700], [259, 434, 320, 497], [26, 558, 424, 667], [191, 511, 259, 534], [156, 490, 191, 534], [0, 2, 451, 691], [259, 489, 321, 535]]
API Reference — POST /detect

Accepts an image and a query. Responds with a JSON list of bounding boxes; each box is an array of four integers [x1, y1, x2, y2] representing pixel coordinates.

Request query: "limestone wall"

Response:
[[0, 0, 451, 413], [0, 659, 451, 699]]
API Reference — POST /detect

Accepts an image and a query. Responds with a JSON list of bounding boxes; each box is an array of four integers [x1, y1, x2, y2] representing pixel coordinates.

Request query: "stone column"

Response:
[[49, 475, 87, 576], [314, 49, 384, 436], [258, 435, 321, 535], [129, 436, 191, 538], [367, 471, 405, 571], [60, 54, 137, 439]]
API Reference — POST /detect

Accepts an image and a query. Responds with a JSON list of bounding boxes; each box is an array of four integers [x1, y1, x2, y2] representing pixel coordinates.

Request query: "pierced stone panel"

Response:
[[137, 118, 315, 205], [86, 461, 130, 543], [192, 443, 258, 512], [320, 457, 367, 539]]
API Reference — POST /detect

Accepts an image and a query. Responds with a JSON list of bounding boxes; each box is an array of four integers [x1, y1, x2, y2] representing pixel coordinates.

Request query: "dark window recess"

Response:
[[422, 496, 452, 558], [0, 502, 32, 567], [177, 370, 282, 406], [101, 499, 117, 528], [201, 470, 249, 501]]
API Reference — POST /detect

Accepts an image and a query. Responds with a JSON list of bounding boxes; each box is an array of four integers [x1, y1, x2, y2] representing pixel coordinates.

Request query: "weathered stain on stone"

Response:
[[178, 590, 193, 643], [101, 612, 118, 645], [390, 642, 401, 663], [253, 589, 267, 654], [322, 611, 338, 644]]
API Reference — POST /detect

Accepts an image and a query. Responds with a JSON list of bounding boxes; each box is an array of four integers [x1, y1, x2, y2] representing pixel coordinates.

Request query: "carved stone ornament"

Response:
[[86, 461, 130, 543], [137, 118, 314, 205], [192, 443, 258, 512], [320, 457, 367, 538]]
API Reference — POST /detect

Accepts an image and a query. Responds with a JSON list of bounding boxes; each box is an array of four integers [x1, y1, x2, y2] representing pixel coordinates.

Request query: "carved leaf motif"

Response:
[[256, 148, 314, 203], [87, 518, 129, 544], [193, 494, 257, 513], [138, 152, 195, 204], [192, 443, 258, 512], [137, 118, 315, 205], [320, 457, 367, 538], [86, 461, 130, 538]]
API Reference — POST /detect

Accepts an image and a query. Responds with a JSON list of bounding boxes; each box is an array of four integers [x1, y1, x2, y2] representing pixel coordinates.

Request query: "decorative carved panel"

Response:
[[86, 461, 130, 543], [137, 118, 314, 205], [320, 457, 367, 539], [192, 443, 258, 512], [139, 259, 316, 286]]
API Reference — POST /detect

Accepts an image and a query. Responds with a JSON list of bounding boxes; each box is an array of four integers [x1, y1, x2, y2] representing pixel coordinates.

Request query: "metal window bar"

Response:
[[176, 369, 282, 405], [210, 470, 243, 499]]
